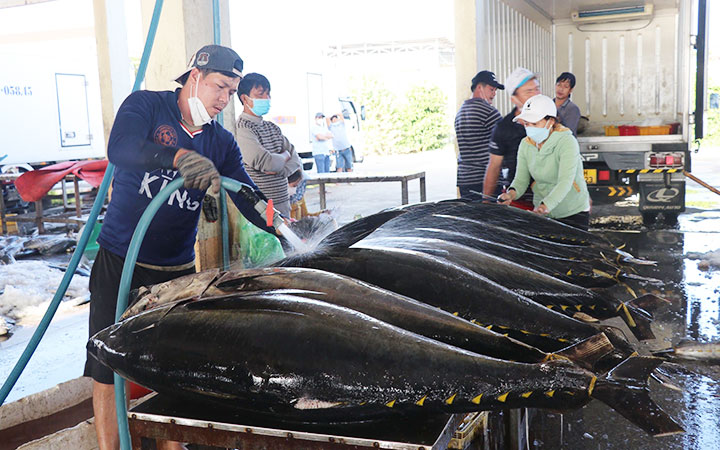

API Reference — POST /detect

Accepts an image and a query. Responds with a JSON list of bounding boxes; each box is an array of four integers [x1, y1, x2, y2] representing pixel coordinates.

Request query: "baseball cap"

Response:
[[513, 94, 557, 123], [315, 112, 325, 119], [505, 67, 535, 95], [175, 44, 244, 84], [471, 70, 504, 91]]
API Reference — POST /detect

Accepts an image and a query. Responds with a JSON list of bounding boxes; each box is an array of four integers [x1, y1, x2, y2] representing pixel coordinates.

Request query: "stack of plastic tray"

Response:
[[639, 125, 672, 135]]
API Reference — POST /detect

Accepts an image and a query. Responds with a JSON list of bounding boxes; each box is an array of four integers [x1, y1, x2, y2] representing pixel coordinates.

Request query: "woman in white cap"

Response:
[[498, 94, 591, 230]]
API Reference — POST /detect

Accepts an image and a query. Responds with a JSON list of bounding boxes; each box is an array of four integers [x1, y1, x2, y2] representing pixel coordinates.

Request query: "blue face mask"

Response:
[[525, 123, 551, 145], [250, 98, 271, 116]]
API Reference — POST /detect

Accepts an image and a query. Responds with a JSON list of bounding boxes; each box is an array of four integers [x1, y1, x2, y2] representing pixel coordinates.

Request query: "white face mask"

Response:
[[187, 76, 212, 126]]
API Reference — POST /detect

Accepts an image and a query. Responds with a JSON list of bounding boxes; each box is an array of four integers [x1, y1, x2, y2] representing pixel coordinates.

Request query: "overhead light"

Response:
[[571, 4, 654, 24]]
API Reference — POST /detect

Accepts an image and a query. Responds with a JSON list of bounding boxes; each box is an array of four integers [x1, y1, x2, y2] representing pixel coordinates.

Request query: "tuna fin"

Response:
[[616, 248, 657, 266], [626, 294, 672, 313], [572, 311, 600, 323], [593, 357, 684, 437], [553, 333, 614, 369], [617, 303, 656, 341], [651, 348, 675, 358], [320, 209, 407, 249], [618, 272, 663, 284]]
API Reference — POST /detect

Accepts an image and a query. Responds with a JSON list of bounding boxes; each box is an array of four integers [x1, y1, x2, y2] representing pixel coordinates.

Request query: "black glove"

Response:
[[175, 151, 220, 193]]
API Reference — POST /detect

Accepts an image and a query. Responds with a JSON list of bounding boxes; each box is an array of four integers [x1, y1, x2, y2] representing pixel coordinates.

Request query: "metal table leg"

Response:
[[0, 189, 6, 235], [74, 176, 82, 218], [419, 176, 426, 202], [401, 179, 409, 204], [319, 182, 327, 210]]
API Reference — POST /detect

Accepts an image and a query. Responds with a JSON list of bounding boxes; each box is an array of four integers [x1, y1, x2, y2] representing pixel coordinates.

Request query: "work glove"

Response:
[[175, 150, 220, 193]]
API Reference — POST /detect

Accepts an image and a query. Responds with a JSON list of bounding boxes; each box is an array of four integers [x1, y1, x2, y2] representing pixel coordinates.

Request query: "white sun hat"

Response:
[[504, 67, 535, 95], [513, 94, 557, 124]]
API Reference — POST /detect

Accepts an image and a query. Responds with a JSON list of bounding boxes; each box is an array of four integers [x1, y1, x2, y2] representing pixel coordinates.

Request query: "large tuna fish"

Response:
[[123, 267, 550, 363], [383, 205, 654, 266], [87, 292, 683, 436], [357, 236, 662, 341], [278, 246, 635, 357], [366, 224, 624, 288]]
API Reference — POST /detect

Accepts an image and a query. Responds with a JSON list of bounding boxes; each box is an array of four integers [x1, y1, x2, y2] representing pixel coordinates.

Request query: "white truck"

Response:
[[0, 53, 105, 170], [466, 0, 708, 225], [0, 52, 105, 212], [236, 61, 364, 171]]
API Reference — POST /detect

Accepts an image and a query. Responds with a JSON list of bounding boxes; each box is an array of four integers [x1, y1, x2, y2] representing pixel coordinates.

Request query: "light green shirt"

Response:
[[509, 127, 590, 219]]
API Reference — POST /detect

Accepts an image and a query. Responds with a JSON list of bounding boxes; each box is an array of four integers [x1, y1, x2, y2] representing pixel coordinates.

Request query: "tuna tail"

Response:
[[592, 357, 684, 437], [616, 302, 656, 341], [319, 209, 407, 249], [552, 333, 615, 370]]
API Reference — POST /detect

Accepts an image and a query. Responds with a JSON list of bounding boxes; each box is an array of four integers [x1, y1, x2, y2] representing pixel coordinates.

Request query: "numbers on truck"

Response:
[[1, 85, 33, 96]]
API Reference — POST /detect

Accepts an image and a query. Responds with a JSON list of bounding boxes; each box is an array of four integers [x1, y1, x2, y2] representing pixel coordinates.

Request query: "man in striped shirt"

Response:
[[454, 70, 504, 200], [236, 73, 302, 217]]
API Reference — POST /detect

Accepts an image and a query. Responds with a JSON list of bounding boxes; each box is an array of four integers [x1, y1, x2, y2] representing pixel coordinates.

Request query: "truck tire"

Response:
[[641, 212, 658, 226], [662, 212, 679, 226]]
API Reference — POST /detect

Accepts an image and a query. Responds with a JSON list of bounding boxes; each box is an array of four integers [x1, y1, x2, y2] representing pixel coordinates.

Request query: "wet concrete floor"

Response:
[[521, 211, 720, 450]]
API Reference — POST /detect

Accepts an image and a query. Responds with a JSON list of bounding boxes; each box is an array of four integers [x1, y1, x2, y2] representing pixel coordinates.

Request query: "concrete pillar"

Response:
[[139, 0, 237, 134], [454, 0, 479, 112], [93, 0, 132, 148]]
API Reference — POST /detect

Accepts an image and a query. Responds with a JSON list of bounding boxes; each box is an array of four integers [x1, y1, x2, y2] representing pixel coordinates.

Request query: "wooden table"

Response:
[[128, 394, 466, 450], [306, 171, 426, 209]]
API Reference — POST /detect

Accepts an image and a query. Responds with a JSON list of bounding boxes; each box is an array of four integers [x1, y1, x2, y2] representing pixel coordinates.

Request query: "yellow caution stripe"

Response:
[[621, 169, 680, 174], [588, 376, 597, 396]]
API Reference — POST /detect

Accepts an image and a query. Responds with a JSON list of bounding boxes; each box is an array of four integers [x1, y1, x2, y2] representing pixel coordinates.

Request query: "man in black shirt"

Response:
[[483, 67, 540, 201]]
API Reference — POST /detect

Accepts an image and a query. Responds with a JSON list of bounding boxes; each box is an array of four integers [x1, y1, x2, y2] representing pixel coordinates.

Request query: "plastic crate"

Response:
[[604, 126, 620, 136], [639, 125, 671, 135], [618, 125, 640, 136]]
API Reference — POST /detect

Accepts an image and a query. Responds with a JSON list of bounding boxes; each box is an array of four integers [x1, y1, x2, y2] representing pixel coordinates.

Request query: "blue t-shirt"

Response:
[[329, 121, 351, 150], [98, 89, 267, 266]]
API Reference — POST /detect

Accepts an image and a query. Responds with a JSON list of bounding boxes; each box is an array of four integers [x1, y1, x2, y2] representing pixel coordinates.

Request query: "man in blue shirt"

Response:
[[328, 112, 353, 172], [84, 44, 274, 450]]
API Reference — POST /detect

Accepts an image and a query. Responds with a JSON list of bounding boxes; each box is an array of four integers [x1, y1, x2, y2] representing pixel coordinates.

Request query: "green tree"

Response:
[[351, 77, 451, 155], [351, 77, 403, 155], [397, 84, 450, 153]]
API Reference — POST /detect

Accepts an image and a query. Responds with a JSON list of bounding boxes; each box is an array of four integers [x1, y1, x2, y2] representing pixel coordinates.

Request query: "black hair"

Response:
[[237, 73, 271, 101], [178, 68, 238, 86], [556, 72, 576, 89], [288, 169, 302, 183]]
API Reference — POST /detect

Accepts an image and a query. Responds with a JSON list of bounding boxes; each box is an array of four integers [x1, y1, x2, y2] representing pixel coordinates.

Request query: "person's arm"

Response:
[[508, 143, 531, 198], [280, 137, 302, 177], [564, 104, 581, 136], [106, 91, 179, 171], [540, 135, 581, 211], [235, 124, 289, 173], [483, 124, 506, 197]]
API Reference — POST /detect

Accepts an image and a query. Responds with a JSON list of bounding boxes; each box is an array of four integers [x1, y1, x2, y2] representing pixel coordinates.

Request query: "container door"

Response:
[[55, 73, 91, 147], [694, 0, 708, 139]]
